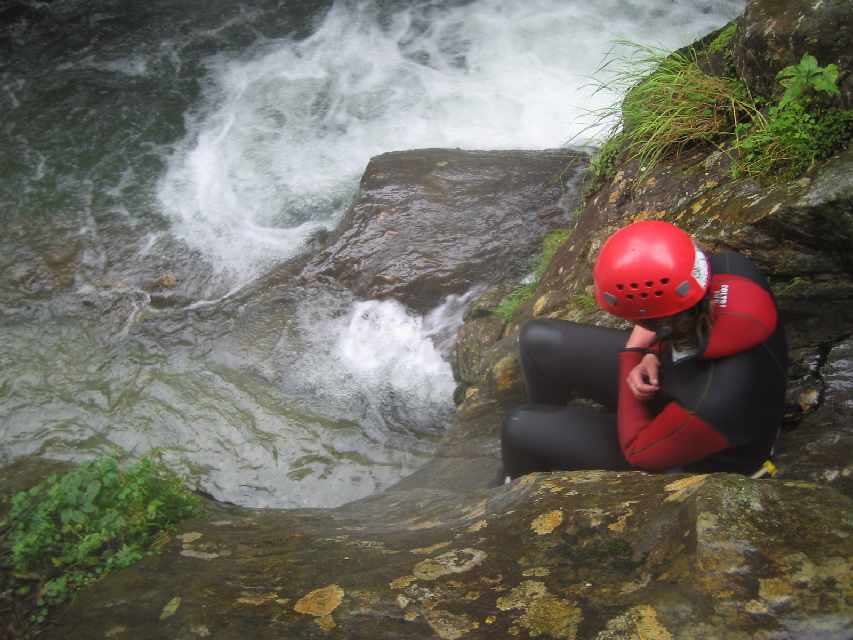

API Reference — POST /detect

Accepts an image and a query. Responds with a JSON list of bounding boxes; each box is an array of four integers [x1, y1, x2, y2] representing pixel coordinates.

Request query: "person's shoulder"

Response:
[[709, 251, 771, 292]]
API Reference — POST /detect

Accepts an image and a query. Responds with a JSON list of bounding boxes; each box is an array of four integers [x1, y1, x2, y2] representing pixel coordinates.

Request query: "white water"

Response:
[[159, 0, 746, 287]]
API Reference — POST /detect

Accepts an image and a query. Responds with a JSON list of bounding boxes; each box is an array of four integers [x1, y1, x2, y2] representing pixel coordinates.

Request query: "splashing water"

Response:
[[159, 0, 747, 290]]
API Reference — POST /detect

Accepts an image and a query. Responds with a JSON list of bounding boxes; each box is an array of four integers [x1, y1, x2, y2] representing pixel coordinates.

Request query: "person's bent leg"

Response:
[[519, 319, 629, 407], [501, 404, 631, 479]]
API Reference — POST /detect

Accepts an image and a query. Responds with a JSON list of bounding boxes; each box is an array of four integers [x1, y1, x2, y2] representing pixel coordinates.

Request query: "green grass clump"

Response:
[[1, 456, 200, 619], [585, 45, 851, 184], [493, 229, 572, 322], [588, 42, 757, 178]]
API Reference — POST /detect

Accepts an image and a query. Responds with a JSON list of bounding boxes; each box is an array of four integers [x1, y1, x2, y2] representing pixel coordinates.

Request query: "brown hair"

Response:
[[638, 295, 713, 353]]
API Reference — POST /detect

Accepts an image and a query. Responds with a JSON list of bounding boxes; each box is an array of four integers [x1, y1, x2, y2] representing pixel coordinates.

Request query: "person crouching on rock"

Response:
[[500, 220, 788, 482]]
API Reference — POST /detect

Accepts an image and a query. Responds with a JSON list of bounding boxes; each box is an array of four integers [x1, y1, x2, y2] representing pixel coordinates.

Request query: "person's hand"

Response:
[[626, 353, 660, 401]]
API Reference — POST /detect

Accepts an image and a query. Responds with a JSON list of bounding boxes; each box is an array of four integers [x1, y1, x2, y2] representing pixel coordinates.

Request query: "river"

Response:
[[0, 0, 745, 507]]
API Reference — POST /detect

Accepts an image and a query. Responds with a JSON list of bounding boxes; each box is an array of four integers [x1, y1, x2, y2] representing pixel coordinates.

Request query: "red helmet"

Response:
[[593, 221, 710, 321]]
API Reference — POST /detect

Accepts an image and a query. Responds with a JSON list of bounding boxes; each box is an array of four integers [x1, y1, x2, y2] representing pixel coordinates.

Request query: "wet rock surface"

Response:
[[734, 0, 853, 107], [302, 148, 587, 313], [40, 473, 853, 640]]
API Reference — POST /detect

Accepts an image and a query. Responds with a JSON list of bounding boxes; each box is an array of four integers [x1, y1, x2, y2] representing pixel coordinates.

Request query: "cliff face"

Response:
[[7, 1, 853, 638]]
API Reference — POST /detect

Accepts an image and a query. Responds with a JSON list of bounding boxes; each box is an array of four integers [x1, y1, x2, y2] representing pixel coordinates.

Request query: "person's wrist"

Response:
[[626, 324, 656, 349]]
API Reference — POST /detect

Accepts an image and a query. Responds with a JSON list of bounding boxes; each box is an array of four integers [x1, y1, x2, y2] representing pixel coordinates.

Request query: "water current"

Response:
[[0, 0, 745, 507]]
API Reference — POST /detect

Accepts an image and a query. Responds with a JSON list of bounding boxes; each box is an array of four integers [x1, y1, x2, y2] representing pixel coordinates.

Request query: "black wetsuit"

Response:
[[501, 251, 788, 478]]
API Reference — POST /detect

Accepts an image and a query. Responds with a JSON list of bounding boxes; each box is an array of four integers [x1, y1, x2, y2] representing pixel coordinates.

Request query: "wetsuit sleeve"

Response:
[[618, 351, 730, 471], [703, 274, 778, 359]]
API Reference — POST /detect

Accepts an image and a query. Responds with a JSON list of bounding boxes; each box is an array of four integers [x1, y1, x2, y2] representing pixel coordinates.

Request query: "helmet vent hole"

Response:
[[645, 281, 653, 287], [616, 284, 624, 290], [640, 292, 648, 299], [654, 290, 663, 296], [630, 283, 638, 289], [660, 278, 670, 285], [626, 294, 634, 300]]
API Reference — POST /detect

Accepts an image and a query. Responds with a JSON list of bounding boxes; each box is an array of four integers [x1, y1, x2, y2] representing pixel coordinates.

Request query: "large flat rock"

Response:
[[302, 148, 587, 312]]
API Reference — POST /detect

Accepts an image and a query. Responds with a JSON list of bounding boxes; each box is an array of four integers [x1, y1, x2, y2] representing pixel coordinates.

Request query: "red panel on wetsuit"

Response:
[[703, 274, 777, 359], [618, 352, 730, 471]]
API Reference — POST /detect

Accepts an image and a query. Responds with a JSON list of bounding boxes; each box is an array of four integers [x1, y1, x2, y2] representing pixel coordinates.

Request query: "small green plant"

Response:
[[492, 229, 572, 321], [734, 55, 853, 178], [1, 456, 200, 617], [777, 53, 840, 108]]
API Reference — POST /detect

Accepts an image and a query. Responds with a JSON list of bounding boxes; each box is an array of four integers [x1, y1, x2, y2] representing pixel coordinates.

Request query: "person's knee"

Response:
[[501, 406, 531, 451], [519, 319, 561, 361]]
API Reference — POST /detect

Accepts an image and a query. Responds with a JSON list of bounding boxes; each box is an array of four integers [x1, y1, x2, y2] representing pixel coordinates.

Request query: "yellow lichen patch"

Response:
[[533, 294, 551, 317], [745, 600, 769, 615], [316, 615, 336, 631], [485, 616, 496, 625], [179, 532, 204, 544], [412, 541, 452, 555], [396, 595, 410, 609], [423, 608, 480, 640], [404, 518, 445, 531], [596, 605, 672, 640], [467, 519, 488, 533], [663, 475, 708, 502], [758, 577, 795, 605], [498, 582, 581, 639], [465, 591, 481, 600], [413, 548, 488, 580], [293, 584, 344, 618], [522, 567, 551, 578], [497, 581, 548, 611], [464, 386, 479, 400], [237, 592, 279, 606], [493, 356, 521, 392], [530, 510, 564, 535], [404, 610, 418, 622], [608, 513, 631, 533], [515, 593, 582, 639], [159, 596, 181, 621], [463, 499, 489, 521], [390, 575, 417, 590]]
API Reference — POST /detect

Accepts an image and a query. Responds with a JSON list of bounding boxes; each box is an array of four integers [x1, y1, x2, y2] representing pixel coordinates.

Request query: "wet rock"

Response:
[[302, 148, 587, 313], [777, 338, 853, 498], [42, 473, 853, 639], [734, 0, 853, 107]]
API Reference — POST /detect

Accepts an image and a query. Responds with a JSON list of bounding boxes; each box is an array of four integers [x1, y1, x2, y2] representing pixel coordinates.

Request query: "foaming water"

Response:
[[159, 0, 746, 289]]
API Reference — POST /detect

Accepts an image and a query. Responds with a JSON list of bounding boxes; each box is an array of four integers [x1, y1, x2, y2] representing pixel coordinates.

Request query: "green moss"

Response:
[[707, 23, 736, 57], [493, 282, 537, 322], [585, 133, 625, 198], [492, 229, 572, 322]]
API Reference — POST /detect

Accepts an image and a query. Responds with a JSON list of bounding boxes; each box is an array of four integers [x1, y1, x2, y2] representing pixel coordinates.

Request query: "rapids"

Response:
[[0, 0, 745, 507]]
